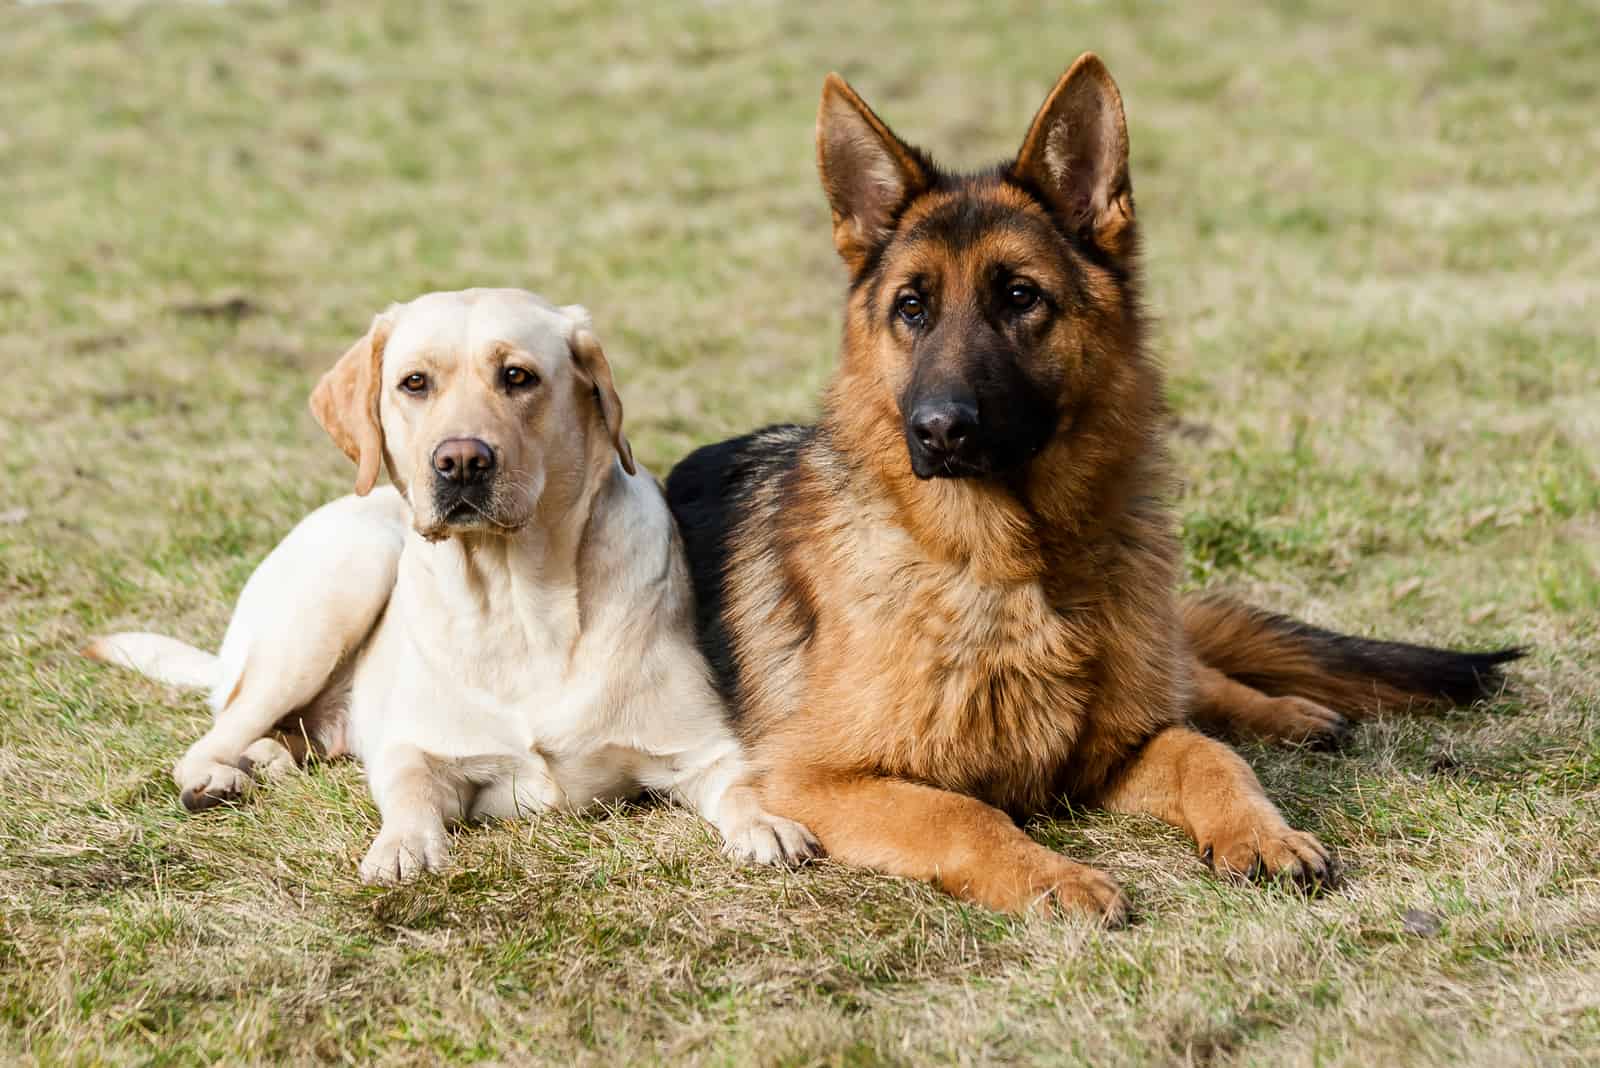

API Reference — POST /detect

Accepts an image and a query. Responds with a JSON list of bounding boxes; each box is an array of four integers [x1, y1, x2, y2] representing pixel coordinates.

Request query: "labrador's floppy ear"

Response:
[[1011, 52, 1135, 261], [816, 72, 931, 274], [567, 326, 636, 476], [309, 312, 392, 495]]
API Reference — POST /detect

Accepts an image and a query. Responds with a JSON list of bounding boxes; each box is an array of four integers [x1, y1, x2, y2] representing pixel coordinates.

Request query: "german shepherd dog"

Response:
[[666, 54, 1519, 923]]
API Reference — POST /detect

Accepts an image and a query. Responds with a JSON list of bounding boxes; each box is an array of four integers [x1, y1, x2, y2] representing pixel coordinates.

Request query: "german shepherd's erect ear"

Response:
[[815, 73, 931, 274], [1011, 52, 1135, 261]]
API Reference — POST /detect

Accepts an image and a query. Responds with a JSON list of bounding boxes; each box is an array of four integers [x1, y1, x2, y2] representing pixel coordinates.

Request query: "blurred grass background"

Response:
[[1, 1, 1597, 1064]]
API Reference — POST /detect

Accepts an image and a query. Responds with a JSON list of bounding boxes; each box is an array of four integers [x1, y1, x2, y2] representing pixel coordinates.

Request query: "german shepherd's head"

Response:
[[818, 54, 1147, 485]]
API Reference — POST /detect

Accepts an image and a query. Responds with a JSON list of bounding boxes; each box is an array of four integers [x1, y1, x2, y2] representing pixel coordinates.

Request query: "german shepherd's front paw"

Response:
[[982, 851, 1129, 926], [1203, 826, 1337, 890]]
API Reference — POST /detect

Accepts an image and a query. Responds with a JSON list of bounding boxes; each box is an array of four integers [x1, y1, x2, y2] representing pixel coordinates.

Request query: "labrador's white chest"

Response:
[[347, 568, 635, 809]]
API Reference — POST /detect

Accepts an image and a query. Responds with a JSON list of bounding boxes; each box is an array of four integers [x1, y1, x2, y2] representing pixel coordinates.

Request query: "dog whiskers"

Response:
[[454, 494, 520, 531]]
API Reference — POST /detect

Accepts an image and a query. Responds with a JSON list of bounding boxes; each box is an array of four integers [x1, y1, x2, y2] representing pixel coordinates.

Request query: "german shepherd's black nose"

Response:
[[910, 401, 978, 458], [432, 437, 495, 485]]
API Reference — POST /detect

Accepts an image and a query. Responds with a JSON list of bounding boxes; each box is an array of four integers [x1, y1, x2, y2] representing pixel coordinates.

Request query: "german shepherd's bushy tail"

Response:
[[1182, 594, 1524, 717]]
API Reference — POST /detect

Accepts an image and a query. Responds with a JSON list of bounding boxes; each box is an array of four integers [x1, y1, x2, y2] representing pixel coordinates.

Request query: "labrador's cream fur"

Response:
[[88, 288, 818, 883]]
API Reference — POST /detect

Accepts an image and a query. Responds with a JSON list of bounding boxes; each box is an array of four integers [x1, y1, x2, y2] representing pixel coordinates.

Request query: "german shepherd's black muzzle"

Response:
[[906, 396, 983, 479], [901, 338, 1057, 481]]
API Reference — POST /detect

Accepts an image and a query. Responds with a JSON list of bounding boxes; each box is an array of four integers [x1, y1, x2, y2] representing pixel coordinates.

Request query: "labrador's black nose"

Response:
[[432, 438, 495, 485]]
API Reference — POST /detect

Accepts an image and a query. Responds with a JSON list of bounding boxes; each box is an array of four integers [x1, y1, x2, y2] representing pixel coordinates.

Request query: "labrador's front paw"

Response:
[[722, 812, 822, 866], [359, 824, 451, 884]]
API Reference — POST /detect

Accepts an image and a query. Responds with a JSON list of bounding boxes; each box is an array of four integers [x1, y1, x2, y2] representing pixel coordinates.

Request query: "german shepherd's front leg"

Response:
[[1096, 726, 1336, 886], [764, 769, 1128, 924]]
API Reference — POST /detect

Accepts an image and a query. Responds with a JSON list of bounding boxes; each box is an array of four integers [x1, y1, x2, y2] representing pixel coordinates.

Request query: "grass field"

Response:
[[3, 1, 1598, 1064]]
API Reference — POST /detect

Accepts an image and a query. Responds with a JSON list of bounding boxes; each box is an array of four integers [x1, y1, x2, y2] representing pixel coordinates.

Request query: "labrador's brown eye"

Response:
[[400, 372, 429, 394], [503, 366, 538, 390]]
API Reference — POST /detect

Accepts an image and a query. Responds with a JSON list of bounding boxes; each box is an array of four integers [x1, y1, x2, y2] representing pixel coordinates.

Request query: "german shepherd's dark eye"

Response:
[[502, 366, 538, 390], [399, 372, 429, 394], [1005, 282, 1041, 312], [895, 293, 928, 327]]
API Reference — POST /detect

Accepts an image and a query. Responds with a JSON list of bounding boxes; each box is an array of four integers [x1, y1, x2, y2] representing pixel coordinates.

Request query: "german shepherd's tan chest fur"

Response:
[[725, 443, 1179, 817]]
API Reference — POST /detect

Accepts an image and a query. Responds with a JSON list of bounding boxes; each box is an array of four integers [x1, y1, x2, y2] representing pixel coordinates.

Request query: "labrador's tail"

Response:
[[83, 633, 221, 691]]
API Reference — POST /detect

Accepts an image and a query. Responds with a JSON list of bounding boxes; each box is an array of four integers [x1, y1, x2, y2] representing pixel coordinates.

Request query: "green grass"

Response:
[[3, 1, 1597, 1064]]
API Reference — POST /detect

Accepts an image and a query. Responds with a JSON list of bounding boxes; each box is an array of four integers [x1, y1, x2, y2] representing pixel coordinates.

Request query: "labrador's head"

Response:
[[310, 289, 635, 541]]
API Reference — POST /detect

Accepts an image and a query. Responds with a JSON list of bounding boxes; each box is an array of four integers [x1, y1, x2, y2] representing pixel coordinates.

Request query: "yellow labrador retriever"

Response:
[[88, 288, 818, 882]]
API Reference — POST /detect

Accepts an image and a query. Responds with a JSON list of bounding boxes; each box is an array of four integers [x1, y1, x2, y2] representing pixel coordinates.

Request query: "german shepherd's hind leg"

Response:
[[1097, 726, 1335, 888], [1181, 594, 1523, 738], [1189, 662, 1350, 747], [764, 769, 1128, 924]]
